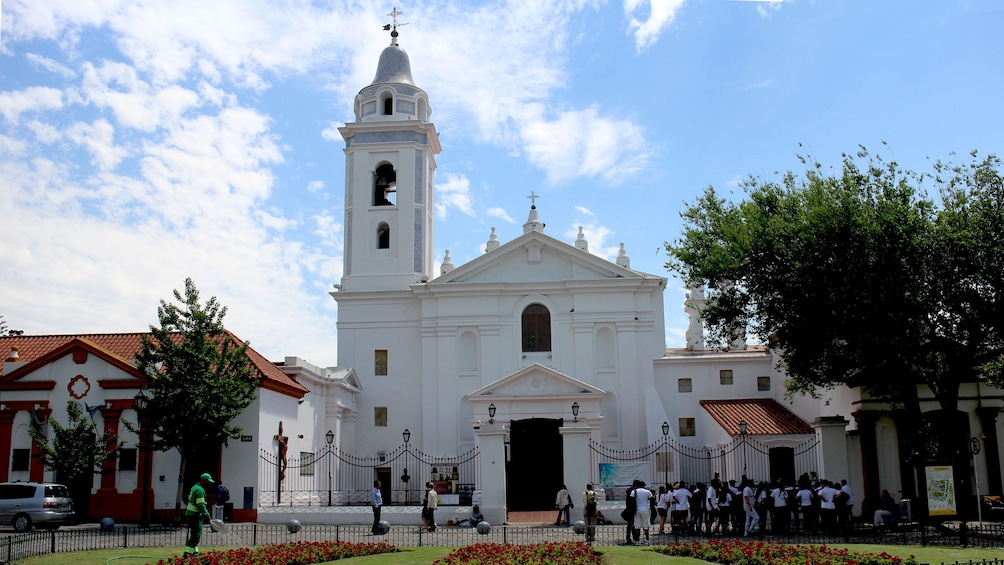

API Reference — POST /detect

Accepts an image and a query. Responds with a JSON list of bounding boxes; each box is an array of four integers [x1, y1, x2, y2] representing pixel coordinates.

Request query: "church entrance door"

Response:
[[506, 418, 563, 510]]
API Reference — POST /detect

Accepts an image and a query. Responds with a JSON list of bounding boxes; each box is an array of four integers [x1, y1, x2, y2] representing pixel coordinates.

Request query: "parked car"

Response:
[[0, 482, 75, 532]]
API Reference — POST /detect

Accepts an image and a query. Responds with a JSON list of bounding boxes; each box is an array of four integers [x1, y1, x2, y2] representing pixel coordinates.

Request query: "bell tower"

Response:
[[337, 15, 440, 292]]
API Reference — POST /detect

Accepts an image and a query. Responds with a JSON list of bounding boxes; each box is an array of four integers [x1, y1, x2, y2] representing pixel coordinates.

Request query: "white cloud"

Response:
[[574, 205, 595, 216], [307, 180, 324, 193], [486, 207, 515, 223], [80, 61, 202, 132], [25, 52, 76, 78], [625, 0, 687, 51], [64, 119, 128, 171], [521, 107, 651, 184], [0, 86, 63, 123], [435, 173, 475, 220]]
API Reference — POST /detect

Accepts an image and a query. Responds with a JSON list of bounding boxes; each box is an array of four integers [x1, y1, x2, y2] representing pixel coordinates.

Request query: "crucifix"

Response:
[[527, 190, 540, 207]]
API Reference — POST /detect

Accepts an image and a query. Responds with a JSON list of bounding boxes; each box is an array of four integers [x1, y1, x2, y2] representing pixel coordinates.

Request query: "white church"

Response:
[[2, 25, 1001, 528]]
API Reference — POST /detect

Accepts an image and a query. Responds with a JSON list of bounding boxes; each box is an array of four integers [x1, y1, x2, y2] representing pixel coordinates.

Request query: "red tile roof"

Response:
[[700, 398, 814, 435], [0, 332, 306, 398]]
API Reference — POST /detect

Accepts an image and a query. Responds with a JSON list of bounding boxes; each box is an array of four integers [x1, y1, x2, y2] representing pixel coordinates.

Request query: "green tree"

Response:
[[29, 401, 120, 517], [665, 148, 1003, 509], [134, 278, 258, 518]]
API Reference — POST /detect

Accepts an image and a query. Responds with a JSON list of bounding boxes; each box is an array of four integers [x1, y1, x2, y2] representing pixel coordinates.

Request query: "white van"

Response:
[[0, 482, 75, 532]]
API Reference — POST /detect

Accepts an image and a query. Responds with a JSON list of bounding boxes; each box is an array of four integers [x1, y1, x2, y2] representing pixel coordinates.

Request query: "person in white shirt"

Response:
[[839, 479, 855, 530], [656, 485, 672, 534], [674, 482, 692, 531], [770, 479, 789, 533], [631, 480, 654, 545], [741, 478, 758, 536], [705, 479, 721, 534], [817, 480, 839, 533], [796, 482, 815, 532]]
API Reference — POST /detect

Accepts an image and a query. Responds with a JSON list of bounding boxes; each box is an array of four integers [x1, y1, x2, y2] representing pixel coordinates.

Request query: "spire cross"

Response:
[[384, 6, 408, 33], [527, 190, 540, 206]]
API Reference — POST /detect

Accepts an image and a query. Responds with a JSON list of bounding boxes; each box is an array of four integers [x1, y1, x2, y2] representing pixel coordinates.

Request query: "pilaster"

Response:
[[813, 416, 849, 482], [559, 422, 593, 524], [475, 423, 508, 526]]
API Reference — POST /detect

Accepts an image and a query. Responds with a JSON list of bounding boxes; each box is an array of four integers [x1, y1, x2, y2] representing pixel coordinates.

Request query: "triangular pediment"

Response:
[[430, 230, 658, 285], [468, 363, 605, 398]]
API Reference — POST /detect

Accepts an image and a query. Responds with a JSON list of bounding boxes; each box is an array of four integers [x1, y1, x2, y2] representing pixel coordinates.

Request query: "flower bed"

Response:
[[654, 539, 918, 565], [433, 541, 602, 565], [156, 540, 399, 565]]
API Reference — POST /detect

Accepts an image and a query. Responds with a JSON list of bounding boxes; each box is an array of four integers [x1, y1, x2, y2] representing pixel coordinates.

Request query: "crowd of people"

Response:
[[602, 472, 869, 543]]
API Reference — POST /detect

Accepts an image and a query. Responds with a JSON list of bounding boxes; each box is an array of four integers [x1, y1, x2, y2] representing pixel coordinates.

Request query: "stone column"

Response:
[[475, 423, 508, 526], [813, 416, 850, 482], [560, 421, 592, 524], [0, 410, 14, 482]]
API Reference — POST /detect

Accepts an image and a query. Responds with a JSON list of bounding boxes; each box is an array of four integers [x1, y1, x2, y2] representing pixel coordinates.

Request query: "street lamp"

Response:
[[661, 421, 670, 487], [571, 402, 579, 423], [401, 429, 411, 505], [325, 429, 334, 506], [133, 390, 151, 527], [488, 404, 496, 425]]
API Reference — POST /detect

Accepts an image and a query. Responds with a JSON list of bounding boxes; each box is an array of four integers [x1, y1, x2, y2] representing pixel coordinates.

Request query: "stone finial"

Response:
[[486, 227, 500, 252], [615, 242, 630, 268], [574, 226, 588, 251], [441, 249, 454, 274]]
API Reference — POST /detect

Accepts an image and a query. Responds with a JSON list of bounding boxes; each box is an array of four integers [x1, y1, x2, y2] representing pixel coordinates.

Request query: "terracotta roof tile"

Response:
[[700, 398, 813, 436], [0, 332, 306, 398]]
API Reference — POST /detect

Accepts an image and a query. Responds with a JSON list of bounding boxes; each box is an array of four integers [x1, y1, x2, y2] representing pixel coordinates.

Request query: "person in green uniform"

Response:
[[183, 473, 214, 558]]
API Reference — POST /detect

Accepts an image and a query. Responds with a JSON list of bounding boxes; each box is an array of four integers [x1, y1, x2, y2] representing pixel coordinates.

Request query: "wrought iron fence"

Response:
[[258, 444, 479, 507], [589, 435, 819, 498], [2, 520, 1002, 563]]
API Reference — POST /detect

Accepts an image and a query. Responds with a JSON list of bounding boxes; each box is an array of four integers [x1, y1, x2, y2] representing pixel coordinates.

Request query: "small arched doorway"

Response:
[[506, 418, 562, 510]]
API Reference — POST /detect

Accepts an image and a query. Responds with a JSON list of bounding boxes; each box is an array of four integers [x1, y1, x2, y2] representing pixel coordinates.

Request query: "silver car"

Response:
[[0, 482, 75, 532]]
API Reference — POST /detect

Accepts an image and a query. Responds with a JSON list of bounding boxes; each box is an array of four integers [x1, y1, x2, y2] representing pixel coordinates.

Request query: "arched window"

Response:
[[374, 164, 396, 206], [383, 96, 393, 115], [521, 304, 551, 352], [377, 222, 390, 249]]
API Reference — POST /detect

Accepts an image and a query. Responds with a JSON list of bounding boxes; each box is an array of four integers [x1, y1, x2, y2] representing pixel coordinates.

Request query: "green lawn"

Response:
[[15, 543, 1004, 565]]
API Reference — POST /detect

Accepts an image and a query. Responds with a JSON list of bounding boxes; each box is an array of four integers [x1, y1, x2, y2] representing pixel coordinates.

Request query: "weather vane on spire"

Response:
[[527, 190, 540, 207], [382, 6, 408, 37]]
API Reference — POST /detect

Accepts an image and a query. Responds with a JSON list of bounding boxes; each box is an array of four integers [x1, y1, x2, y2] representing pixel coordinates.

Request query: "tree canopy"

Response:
[[0, 314, 23, 336], [29, 400, 119, 512], [134, 277, 258, 515], [665, 148, 1003, 420]]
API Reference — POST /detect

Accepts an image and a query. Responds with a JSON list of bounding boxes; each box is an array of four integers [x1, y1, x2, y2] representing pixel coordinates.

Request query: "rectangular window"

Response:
[[719, 370, 733, 385], [375, 350, 388, 376], [679, 418, 696, 437], [678, 378, 693, 393], [118, 448, 138, 471], [757, 376, 771, 391], [375, 407, 388, 427], [300, 452, 315, 476], [11, 448, 30, 471]]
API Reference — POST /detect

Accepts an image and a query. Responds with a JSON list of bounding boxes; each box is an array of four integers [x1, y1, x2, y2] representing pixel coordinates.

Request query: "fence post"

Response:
[[50, 530, 56, 554]]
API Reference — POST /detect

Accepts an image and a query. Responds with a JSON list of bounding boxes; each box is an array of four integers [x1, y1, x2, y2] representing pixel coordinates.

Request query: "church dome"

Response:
[[371, 41, 415, 86]]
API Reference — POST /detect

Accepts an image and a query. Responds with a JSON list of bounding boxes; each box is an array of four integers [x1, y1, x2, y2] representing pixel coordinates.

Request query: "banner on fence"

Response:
[[598, 462, 650, 489], [925, 465, 957, 516]]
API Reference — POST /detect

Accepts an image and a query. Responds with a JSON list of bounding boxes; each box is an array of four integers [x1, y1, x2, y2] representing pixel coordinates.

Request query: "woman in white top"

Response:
[[656, 485, 672, 534]]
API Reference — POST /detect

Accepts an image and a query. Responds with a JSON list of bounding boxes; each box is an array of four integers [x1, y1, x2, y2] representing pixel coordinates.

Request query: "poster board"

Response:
[[598, 462, 650, 490], [925, 465, 957, 516]]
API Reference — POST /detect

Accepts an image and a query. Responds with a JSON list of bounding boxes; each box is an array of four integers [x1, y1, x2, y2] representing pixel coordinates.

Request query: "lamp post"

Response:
[[488, 404, 496, 425], [571, 402, 580, 423], [325, 429, 334, 506], [661, 421, 670, 487], [401, 429, 411, 505], [738, 419, 748, 477], [133, 391, 151, 528]]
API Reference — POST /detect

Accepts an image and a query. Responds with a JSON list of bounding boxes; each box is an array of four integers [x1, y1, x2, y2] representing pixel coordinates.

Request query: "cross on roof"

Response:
[[527, 190, 540, 206]]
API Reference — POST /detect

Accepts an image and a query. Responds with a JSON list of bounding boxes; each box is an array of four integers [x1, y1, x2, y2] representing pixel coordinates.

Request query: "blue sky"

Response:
[[1, 0, 1001, 367]]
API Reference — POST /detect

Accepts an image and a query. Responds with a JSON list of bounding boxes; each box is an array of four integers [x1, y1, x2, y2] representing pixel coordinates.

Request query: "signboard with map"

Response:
[[925, 465, 957, 516]]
